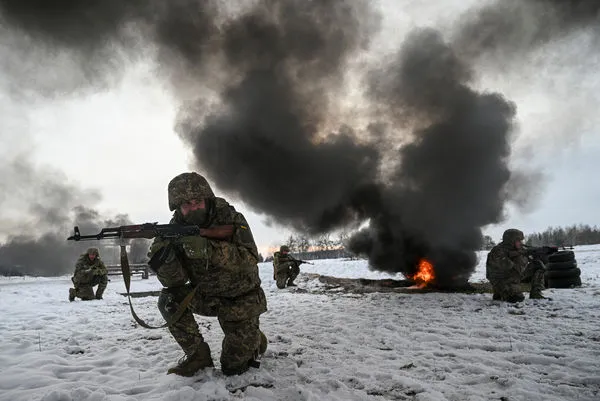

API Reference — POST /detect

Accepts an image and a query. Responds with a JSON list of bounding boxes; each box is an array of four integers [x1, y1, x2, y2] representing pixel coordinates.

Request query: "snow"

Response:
[[1, 246, 599, 401]]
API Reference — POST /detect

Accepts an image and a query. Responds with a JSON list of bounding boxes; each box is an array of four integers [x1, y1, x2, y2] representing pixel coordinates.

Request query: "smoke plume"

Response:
[[454, 0, 600, 62], [348, 29, 515, 285], [1, 0, 597, 284], [177, 1, 381, 232], [0, 158, 148, 276]]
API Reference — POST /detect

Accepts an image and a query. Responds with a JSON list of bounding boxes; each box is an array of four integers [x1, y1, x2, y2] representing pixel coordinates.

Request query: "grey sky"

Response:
[[1, 0, 599, 255]]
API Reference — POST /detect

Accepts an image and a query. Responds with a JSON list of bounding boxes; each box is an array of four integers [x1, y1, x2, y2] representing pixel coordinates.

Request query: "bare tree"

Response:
[[285, 234, 298, 253], [297, 234, 311, 253]]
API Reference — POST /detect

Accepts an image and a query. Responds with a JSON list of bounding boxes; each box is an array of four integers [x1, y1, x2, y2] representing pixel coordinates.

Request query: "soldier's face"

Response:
[[180, 199, 206, 216], [514, 240, 522, 249], [88, 253, 96, 260]]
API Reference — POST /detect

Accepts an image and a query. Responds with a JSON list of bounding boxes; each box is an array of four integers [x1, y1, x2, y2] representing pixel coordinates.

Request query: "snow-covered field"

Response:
[[1, 246, 599, 401]]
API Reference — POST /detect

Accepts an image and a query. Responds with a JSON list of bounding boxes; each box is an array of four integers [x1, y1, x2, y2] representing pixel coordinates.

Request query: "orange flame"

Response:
[[411, 258, 435, 288]]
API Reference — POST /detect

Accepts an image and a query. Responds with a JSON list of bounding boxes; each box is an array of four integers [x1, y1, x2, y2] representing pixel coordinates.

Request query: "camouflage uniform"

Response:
[[149, 172, 268, 377], [273, 245, 300, 289], [69, 248, 108, 301], [486, 229, 546, 302]]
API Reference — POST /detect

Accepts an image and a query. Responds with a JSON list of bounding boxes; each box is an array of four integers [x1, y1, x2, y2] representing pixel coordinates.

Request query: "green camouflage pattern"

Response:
[[168, 172, 215, 211], [150, 194, 267, 376], [273, 251, 300, 289], [70, 252, 108, 301], [486, 229, 545, 302]]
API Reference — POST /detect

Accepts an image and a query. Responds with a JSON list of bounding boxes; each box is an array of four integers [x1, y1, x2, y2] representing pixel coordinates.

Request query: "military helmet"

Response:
[[280, 245, 290, 253], [86, 247, 99, 256], [168, 172, 215, 211], [502, 229, 524, 244]]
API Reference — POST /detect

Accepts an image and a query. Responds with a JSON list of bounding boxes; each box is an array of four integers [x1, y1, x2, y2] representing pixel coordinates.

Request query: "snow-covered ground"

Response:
[[1, 246, 599, 401]]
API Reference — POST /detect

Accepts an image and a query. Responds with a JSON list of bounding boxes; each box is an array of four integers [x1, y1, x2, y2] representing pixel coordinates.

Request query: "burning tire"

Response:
[[546, 260, 577, 271], [546, 275, 582, 289], [548, 250, 575, 263], [545, 267, 581, 280]]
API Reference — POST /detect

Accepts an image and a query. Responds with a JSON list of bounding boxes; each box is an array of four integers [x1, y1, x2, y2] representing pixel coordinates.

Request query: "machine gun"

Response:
[[522, 245, 559, 264]]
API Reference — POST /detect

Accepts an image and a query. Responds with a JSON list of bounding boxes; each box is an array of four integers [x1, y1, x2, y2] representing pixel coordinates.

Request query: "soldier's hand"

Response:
[[175, 236, 210, 260]]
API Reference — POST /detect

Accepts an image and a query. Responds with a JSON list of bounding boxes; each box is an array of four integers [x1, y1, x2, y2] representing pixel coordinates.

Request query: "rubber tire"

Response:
[[546, 260, 577, 271], [548, 251, 575, 263], [545, 267, 581, 280], [546, 275, 582, 288]]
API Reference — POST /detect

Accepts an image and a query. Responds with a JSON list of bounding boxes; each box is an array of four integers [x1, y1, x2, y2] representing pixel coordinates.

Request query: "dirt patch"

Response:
[[312, 273, 512, 294]]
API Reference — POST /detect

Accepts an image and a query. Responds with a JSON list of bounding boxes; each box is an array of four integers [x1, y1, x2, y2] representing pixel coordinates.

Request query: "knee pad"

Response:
[[158, 291, 180, 320]]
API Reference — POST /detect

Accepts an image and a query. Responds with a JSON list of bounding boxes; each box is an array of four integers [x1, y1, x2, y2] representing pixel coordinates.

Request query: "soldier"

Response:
[[148, 172, 268, 377], [69, 247, 108, 301], [486, 228, 547, 302], [273, 245, 300, 289]]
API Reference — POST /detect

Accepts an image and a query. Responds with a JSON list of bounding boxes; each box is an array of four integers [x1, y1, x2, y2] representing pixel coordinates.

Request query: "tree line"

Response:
[[482, 224, 600, 250], [264, 232, 355, 262]]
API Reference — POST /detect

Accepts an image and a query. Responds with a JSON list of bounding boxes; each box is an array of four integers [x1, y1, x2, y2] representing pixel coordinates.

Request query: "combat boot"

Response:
[[167, 342, 214, 377], [529, 290, 548, 300], [492, 293, 501, 301], [505, 293, 525, 303], [286, 279, 297, 287], [69, 288, 76, 302], [95, 289, 104, 300]]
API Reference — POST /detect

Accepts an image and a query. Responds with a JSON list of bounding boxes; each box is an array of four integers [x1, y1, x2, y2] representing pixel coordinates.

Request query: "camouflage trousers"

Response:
[[71, 275, 107, 300], [491, 261, 545, 302], [158, 284, 266, 375], [275, 263, 300, 289]]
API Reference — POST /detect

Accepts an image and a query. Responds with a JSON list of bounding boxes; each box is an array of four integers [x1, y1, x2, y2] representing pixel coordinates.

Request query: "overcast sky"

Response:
[[1, 0, 599, 255]]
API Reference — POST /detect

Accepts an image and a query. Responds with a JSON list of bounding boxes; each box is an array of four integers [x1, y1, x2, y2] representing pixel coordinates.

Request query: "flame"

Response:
[[411, 258, 435, 288]]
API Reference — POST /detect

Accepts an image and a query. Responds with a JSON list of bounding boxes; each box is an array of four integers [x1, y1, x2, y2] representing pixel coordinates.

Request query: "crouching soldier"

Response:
[[273, 245, 300, 289], [486, 229, 547, 302], [69, 247, 108, 301], [149, 172, 268, 377]]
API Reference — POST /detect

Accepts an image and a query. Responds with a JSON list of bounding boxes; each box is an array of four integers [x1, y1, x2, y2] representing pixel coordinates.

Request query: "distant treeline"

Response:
[[264, 232, 358, 262], [525, 224, 600, 247]]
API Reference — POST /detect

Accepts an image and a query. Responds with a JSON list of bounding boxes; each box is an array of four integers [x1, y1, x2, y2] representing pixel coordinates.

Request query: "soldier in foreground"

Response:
[[148, 172, 267, 377], [486, 229, 547, 302], [273, 245, 301, 289], [69, 247, 108, 301]]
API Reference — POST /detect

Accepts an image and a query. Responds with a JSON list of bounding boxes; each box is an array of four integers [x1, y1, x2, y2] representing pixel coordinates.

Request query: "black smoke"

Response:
[[177, 1, 381, 233], [0, 158, 149, 276], [454, 0, 600, 62], [349, 29, 515, 286], [1, 0, 597, 285]]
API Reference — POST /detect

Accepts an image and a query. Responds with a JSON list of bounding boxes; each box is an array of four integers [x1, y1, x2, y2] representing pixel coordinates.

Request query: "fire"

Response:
[[411, 258, 435, 288]]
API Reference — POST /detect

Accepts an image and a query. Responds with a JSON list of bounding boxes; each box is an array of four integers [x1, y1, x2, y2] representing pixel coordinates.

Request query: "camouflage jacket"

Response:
[[73, 254, 107, 284], [485, 242, 528, 282], [150, 197, 264, 299], [273, 251, 296, 271]]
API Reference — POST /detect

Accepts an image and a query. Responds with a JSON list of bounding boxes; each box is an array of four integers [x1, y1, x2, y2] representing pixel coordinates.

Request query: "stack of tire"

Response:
[[544, 250, 581, 288]]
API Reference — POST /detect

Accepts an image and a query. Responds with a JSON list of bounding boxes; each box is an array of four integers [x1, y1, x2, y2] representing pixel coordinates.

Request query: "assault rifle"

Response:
[[66, 222, 234, 330], [67, 222, 234, 242], [291, 257, 314, 265], [522, 245, 559, 264]]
